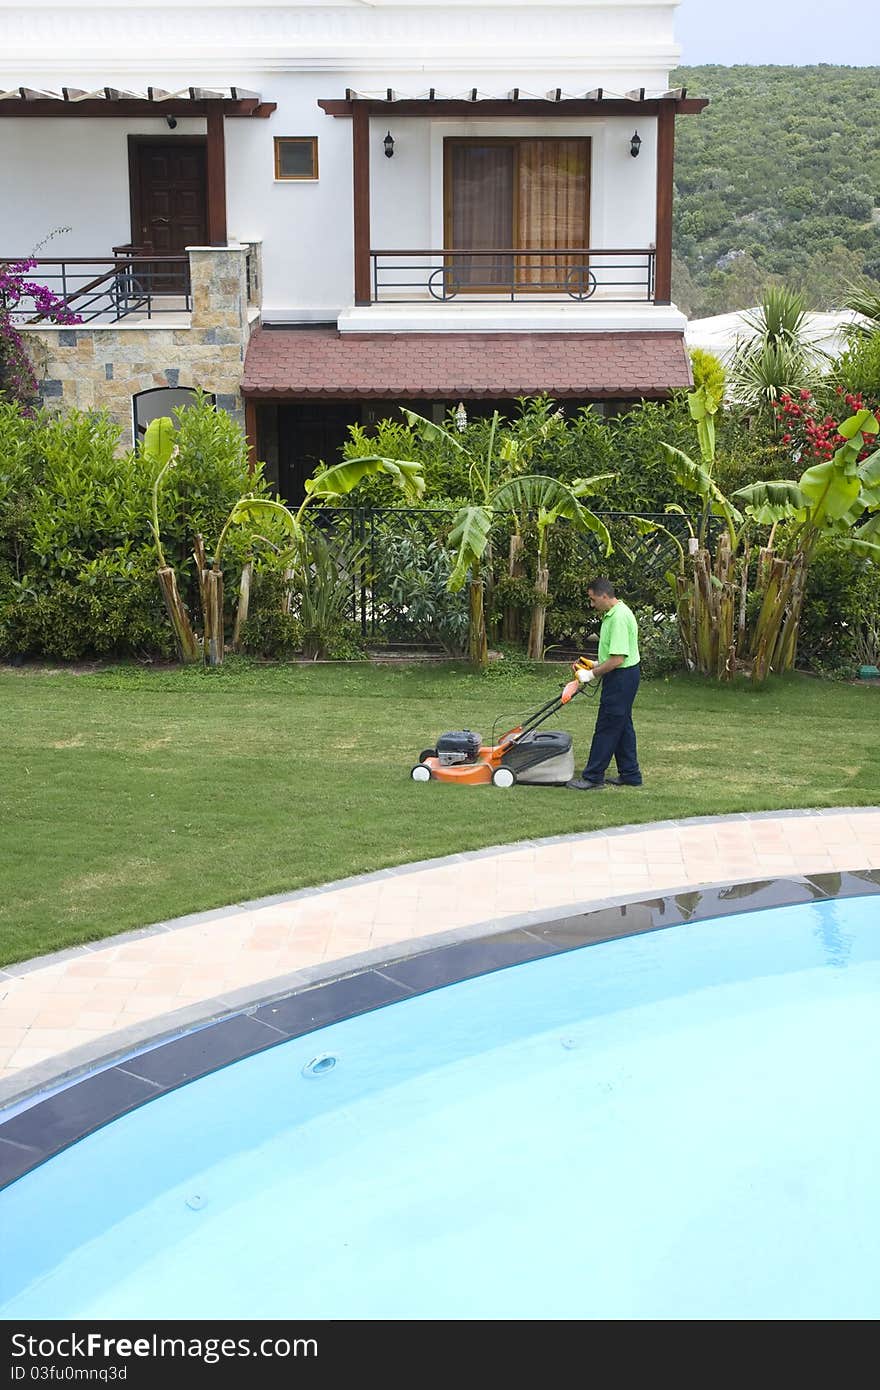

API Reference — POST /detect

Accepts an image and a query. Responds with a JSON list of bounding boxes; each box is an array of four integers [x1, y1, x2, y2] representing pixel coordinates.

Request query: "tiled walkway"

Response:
[[1, 808, 878, 1106]]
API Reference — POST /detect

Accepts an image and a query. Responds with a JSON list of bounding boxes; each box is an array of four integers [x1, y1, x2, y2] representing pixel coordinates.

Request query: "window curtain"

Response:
[[449, 144, 514, 288], [517, 139, 589, 288]]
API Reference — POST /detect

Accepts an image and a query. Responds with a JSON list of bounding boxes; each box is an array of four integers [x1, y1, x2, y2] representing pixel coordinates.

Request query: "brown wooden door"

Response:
[[444, 137, 591, 295], [130, 139, 207, 293]]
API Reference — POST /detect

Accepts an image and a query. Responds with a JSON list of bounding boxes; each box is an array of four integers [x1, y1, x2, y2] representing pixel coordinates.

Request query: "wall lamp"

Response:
[[165, 115, 178, 129], [383, 130, 395, 158], [629, 130, 641, 158]]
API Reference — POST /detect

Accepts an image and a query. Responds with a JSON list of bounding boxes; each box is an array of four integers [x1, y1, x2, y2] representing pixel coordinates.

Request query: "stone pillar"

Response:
[[188, 244, 249, 337], [185, 243, 252, 425]]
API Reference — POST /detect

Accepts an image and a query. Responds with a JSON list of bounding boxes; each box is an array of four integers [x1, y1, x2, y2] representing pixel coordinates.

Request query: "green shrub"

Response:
[[302, 618, 365, 661], [239, 609, 303, 659], [799, 543, 880, 673], [369, 517, 468, 653], [832, 334, 880, 406], [1, 550, 172, 660], [239, 572, 303, 658], [632, 608, 684, 678]]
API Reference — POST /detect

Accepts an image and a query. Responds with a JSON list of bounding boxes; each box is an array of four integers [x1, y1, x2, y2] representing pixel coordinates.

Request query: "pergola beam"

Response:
[[0, 99, 275, 118], [318, 97, 707, 118]]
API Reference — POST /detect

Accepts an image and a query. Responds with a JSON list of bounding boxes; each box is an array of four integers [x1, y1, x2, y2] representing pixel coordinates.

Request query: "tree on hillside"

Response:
[[672, 65, 880, 314]]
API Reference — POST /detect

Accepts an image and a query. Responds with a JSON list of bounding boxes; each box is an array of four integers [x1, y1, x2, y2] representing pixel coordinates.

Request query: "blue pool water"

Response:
[[2, 896, 880, 1320]]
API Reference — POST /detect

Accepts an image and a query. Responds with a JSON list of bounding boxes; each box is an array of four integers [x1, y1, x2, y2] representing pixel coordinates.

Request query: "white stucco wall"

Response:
[[0, 2, 684, 319]]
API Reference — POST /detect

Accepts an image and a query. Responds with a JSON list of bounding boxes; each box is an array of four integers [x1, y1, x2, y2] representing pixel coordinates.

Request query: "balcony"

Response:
[[370, 247, 656, 304], [2, 252, 193, 327], [337, 244, 682, 334]]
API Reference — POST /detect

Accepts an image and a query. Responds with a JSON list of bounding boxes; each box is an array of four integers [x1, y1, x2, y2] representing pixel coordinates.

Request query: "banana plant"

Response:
[[195, 496, 300, 665], [148, 413, 425, 666], [655, 351, 755, 680], [655, 443, 746, 680], [489, 473, 614, 659], [146, 416, 200, 664], [377, 407, 501, 668], [733, 407, 880, 680], [386, 407, 613, 667], [198, 457, 425, 666]]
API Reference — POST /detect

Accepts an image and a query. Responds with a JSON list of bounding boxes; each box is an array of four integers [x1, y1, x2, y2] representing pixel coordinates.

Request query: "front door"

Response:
[[129, 139, 207, 292], [278, 404, 363, 504]]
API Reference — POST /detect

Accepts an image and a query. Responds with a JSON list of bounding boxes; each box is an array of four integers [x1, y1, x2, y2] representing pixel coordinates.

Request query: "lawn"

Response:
[[1, 659, 877, 966]]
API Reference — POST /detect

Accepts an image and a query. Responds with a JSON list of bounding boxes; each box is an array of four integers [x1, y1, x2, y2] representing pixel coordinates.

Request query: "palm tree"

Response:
[[842, 284, 880, 340], [728, 286, 828, 417]]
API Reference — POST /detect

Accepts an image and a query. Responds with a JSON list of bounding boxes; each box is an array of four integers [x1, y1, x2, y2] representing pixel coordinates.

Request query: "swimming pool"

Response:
[[2, 889, 879, 1319]]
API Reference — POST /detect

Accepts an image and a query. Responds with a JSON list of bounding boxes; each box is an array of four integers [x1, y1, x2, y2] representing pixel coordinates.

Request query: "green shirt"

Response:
[[598, 600, 640, 668]]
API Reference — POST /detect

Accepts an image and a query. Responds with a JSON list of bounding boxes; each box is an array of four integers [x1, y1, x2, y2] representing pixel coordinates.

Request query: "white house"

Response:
[[0, 0, 707, 499]]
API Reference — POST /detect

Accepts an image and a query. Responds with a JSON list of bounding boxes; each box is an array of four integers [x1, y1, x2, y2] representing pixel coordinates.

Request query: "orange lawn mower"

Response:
[[410, 658, 600, 789]]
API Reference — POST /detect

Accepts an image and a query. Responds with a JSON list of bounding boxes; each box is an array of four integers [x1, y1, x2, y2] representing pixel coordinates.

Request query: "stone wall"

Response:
[[24, 245, 255, 448]]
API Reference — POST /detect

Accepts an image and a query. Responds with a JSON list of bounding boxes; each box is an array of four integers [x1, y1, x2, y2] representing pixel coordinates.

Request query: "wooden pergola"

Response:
[[318, 89, 708, 307], [0, 87, 276, 245]]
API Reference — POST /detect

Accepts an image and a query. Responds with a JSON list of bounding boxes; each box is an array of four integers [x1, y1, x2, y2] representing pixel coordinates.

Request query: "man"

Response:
[[567, 578, 642, 790]]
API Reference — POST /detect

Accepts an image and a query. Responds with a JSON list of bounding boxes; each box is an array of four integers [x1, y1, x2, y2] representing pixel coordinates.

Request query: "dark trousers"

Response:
[[582, 663, 641, 783]]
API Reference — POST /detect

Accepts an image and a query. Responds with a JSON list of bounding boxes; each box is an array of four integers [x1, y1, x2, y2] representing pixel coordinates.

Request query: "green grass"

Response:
[[0, 659, 877, 966]]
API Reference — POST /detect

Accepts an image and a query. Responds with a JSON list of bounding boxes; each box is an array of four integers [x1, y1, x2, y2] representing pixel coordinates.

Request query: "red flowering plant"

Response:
[[774, 387, 880, 467], [0, 257, 81, 407]]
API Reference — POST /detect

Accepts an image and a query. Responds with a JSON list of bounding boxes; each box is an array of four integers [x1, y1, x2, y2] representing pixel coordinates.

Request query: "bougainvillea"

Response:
[[0, 258, 81, 407]]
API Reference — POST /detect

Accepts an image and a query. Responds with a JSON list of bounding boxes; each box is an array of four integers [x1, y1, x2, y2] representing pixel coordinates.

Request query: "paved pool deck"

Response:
[[1, 806, 878, 1109]]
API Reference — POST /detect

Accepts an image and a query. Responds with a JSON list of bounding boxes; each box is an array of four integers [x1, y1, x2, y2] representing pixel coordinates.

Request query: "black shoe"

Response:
[[567, 777, 605, 790], [606, 776, 643, 787]]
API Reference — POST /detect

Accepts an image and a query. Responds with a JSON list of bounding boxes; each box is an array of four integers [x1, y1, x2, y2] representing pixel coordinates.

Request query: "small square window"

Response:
[[274, 137, 318, 180]]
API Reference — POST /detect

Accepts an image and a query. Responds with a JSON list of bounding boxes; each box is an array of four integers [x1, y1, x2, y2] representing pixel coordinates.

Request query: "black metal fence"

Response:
[[2, 256, 192, 324], [370, 247, 656, 303], [310, 507, 701, 647]]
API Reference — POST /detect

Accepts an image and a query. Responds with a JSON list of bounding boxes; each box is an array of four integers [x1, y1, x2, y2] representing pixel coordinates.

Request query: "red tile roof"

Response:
[[241, 328, 691, 399]]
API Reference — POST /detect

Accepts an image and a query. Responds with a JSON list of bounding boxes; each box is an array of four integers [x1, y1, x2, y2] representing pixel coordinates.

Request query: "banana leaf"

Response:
[[836, 537, 880, 563], [305, 455, 425, 502], [568, 472, 617, 499], [662, 443, 743, 525], [837, 408, 879, 440], [229, 497, 298, 533], [797, 460, 862, 524], [855, 513, 880, 540], [143, 416, 175, 468], [399, 408, 469, 455], [490, 474, 612, 554], [446, 505, 492, 592], [733, 479, 807, 524]]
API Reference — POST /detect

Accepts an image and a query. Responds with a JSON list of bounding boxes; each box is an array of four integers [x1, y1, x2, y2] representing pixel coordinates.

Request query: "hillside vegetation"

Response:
[[672, 66, 880, 315]]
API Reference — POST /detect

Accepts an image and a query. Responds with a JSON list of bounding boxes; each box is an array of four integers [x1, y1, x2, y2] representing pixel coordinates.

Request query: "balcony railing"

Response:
[[1, 253, 192, 325], [370, 247, 656, 304]]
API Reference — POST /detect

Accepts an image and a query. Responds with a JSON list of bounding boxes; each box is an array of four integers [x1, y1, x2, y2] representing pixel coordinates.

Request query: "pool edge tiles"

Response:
[[1, 868, 880, 1191]]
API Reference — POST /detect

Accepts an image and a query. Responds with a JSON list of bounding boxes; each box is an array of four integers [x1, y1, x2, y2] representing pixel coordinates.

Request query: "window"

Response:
[[274, 137, 319, 181], [444, 137, 590, 291], [132, 386, 214, 441]]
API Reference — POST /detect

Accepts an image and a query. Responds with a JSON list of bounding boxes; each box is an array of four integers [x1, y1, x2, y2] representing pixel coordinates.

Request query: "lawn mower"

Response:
[[410, 658, 599, 788]]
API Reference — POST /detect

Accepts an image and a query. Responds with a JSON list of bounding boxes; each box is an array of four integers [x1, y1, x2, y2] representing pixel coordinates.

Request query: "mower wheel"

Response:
[[411, 764, 432, 783], [418, 748, 437, 763], [491, 766, 516, 789]]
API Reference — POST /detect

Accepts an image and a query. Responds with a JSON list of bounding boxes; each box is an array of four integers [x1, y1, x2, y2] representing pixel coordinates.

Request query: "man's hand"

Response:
[[577, 667, 595, 684]]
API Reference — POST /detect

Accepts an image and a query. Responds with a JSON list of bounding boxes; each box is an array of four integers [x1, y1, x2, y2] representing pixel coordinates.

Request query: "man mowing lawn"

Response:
[[568, 578, 643, 791]]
